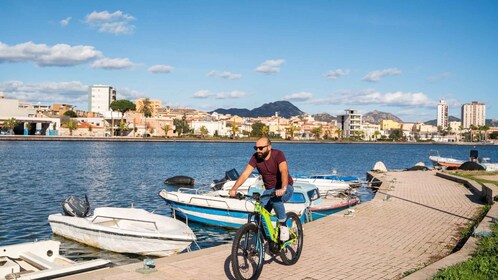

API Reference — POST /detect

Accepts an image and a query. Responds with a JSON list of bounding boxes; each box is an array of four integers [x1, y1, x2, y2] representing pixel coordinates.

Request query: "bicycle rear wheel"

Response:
[[279, 212, 303, 265], [231, 223, 264, 280]]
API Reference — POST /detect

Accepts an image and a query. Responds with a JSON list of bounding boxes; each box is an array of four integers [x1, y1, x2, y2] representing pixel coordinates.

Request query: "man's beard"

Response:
[[255, 150, 269, 160]]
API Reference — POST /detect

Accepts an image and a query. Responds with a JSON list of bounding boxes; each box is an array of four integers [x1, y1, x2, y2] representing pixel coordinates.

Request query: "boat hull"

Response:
[[308, 197, 360, 220], [48, 208, 196, 257]]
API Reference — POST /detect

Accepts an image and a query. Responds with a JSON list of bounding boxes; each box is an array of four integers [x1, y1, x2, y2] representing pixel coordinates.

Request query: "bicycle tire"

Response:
[[231, 223, 265, 280], [279, 212, 303, 265]]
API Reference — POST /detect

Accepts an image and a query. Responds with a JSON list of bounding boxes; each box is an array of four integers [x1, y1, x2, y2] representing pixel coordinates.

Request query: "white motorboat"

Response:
[[161, 177, 359, 228], [293, 176, 352, 196], [211, 169, 354, 197], [0, 240, 111, 280], [48, 207, 197, 257]]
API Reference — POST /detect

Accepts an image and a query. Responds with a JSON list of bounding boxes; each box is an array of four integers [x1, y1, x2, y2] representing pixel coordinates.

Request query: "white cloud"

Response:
[[84, 10, 135, 35], [0, 80, 88, 104], [207, 70, 241, 80], [114, 88, 145, 100], [362, 68, 401, 82], [428, 72, 452, 82], [0, 41, 102, 66], [283, 92, 313, 102], [255, 59, 285, 74], [312, 89, 434, 107], [215, 91, 246, 99], [60, 17, 71, 27], [193, 90, 213, 99], [192, 90, 247, 99], [91, 58, 134, 69], [148, 65, 174, 73], [326, 69, 350, 80]]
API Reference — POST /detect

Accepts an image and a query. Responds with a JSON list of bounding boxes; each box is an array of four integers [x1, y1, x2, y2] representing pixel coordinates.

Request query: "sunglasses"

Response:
[[253, 145, 268, 151]]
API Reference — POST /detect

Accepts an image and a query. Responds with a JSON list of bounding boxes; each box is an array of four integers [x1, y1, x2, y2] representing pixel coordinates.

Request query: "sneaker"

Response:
[[263, 242, 272, 261], [279, 226, 289, 241]]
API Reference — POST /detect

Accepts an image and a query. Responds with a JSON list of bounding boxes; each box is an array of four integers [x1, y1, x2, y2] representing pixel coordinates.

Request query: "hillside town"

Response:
[[0, 85, 496, 143]]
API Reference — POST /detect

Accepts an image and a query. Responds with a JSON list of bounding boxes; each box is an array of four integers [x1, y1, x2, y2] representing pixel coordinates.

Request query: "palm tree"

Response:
[[67, 119, 78, 136], [118, 120, 128, 136], [161, 124, 171, 138], [286, 125, 296, 140], [2, 118, 18, 135], [261, 125, 269, 137], [230, 124, 239, 139], [138, 98, 153, 137]]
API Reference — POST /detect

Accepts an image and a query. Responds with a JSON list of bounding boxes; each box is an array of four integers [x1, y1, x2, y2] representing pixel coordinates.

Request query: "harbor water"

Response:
[[1, 141, 497, 265]]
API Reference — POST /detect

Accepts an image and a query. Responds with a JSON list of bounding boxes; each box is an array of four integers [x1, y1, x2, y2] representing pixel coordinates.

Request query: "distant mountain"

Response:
[[424, 116, 461, 126], [210, 101, 304, 119], [363, 110, 403, 124], [312, 113, 336, 123]]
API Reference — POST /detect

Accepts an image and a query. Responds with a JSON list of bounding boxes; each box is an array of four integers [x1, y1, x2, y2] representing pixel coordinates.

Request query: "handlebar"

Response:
[[235, 192, 276, 201]]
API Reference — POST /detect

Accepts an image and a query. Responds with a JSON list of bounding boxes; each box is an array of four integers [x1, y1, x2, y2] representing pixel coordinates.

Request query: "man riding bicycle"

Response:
[[229, 137, 294, 234]]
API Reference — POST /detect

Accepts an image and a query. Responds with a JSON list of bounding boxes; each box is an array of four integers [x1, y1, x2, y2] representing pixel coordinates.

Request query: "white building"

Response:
[[88, 85, 116, 115], [191, 120, 230, 137], [337, 109, 362, 138], [461, 101, 486, 129], [437, 100, 449, 128]]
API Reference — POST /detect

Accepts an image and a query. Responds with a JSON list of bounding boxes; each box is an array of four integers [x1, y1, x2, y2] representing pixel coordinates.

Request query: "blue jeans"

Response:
[[260, 185, 294, 222]]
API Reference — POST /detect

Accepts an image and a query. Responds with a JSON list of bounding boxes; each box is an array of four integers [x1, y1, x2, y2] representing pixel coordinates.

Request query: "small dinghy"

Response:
[[164, 175, 195, 186], [48, 196, 197, 257], [0, 240, 111, 280]]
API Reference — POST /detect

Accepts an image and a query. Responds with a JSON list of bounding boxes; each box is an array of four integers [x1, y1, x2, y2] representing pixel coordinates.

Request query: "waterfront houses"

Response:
[[1, 90, 497, 143]]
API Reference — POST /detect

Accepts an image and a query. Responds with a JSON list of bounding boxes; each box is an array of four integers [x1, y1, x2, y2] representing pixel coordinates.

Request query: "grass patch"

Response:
[[448, 171, 498, 187], [433, 222, 498, 279]]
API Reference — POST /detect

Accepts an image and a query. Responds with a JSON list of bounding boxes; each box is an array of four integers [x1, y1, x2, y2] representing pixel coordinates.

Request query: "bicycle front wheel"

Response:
[[279, 212, 303, 265], [231, 223, 264, 280]]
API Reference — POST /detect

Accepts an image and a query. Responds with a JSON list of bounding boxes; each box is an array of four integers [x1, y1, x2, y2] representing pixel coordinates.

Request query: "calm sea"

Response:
[[1, 141, 497, 265]]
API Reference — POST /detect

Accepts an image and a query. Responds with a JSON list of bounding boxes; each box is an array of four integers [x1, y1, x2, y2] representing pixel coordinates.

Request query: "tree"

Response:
[[251, 122, 265, 137], [389, 129, 404, 141], [230, 124, 240, 139], [137, 98, 153, 137], [161, 124, 171, 138], [3, 118, 19, 135], [261, 125, 269, 137], [118, 120, 128, 136], [335, 129, 343, 141], [110, 100, 136, 126], [286, 125, 297, 140], [111, 99, 136, 136], [63, 110, 77, 118], [173, 114, 190, 136], [67, 119, 78, 136], [199, 125, 208, 139], [374, 130, 381, 141], [311, 126, 322, 140]]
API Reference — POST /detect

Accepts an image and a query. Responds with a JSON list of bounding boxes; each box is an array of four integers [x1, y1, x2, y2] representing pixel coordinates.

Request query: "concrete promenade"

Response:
[[63, 170, 485, 280]]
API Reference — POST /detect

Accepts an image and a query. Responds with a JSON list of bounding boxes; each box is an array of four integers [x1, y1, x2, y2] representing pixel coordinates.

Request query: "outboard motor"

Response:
[[62, 195, 90, 217]]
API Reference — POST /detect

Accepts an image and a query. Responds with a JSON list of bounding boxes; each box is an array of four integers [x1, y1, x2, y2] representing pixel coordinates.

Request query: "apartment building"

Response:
[[337, 109, 362, 138], [461, 101, 486, 129], [88, 85, 117, 115], [437, 99, 449, 128]]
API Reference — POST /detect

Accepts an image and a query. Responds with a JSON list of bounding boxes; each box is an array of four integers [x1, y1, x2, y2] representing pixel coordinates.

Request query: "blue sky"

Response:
[[1, 0, 497, 122]]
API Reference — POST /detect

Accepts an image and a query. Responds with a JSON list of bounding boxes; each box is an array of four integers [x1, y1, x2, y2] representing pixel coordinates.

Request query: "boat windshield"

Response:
[[287, 192, 306, 203]]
